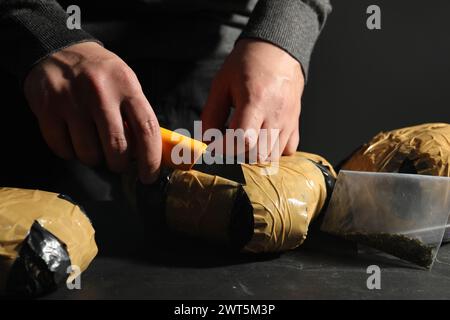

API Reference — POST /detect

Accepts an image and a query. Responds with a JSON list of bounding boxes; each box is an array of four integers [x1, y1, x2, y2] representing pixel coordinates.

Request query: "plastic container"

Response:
[[321, 170, 450, 269]]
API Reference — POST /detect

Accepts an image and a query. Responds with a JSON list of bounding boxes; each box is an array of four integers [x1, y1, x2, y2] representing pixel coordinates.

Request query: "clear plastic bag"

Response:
[[321, 170, 450, 269]]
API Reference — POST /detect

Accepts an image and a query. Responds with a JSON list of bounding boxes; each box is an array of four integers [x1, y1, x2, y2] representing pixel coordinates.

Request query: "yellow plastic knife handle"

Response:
[[160, 127, 208, 171]]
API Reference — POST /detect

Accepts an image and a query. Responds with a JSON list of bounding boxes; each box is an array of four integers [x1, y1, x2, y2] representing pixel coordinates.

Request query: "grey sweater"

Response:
[[0, 0, 331, 81]]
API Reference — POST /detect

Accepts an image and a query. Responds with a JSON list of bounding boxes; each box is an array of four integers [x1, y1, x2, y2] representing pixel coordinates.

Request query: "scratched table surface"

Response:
[[42, 200, 450, 300]]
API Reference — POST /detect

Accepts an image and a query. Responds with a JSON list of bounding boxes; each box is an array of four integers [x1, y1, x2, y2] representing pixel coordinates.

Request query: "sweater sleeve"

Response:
[[239, 0, 332, 77], [0, 0, 100, 81]]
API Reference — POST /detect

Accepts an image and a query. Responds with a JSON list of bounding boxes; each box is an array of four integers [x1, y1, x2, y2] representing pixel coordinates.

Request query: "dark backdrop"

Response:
[[301, 0, 450, 165], [1, 0, 449, 188]]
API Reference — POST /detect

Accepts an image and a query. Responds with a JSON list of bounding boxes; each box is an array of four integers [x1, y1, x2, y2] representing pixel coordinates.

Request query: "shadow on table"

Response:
[[82, 198, 428, 271], [81, 199, 283, 269]]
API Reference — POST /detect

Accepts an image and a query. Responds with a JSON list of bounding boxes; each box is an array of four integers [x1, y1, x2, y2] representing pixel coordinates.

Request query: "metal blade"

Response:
[[191, 151, 246, 184]]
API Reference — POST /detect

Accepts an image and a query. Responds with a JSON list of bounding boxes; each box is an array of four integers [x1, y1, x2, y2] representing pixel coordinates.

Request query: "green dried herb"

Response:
[[341, 232, 435, 268]]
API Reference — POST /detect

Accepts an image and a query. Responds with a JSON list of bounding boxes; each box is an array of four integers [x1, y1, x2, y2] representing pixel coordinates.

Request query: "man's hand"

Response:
[[24, 42, 161, 183], [201, 39, 304, 161]]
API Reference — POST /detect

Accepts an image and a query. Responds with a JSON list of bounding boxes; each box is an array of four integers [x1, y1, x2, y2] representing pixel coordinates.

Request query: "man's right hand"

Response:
[[24, 42, 161, 184]]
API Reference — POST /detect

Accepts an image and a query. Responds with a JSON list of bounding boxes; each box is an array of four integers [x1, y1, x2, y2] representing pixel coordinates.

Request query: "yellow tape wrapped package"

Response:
[[0, 188, 98, 287], [342, 123, 450, 177], [166, 152, 336, 253]]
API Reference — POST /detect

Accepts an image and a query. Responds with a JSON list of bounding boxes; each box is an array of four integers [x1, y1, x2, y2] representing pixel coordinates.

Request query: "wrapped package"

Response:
[[136, 152, 336, 253], [240, 152, 335, 252], [342, 123, 450, 176], [165, 170, 246, 247], [0, 188, 97, 297], [341, 123, 450, 241]]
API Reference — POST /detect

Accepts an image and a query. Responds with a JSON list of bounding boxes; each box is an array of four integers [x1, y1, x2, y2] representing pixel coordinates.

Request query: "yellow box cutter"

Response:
[[160, 127, 208, 171], [159, 127, 246, 183]]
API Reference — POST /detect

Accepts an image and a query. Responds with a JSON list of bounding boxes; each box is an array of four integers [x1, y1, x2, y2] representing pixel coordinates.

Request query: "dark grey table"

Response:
[[43, 200, 450, 300]]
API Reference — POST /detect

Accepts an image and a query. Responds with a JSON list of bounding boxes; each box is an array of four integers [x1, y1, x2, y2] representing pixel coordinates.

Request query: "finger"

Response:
[[258, 122, 284, 162], [123, 121, 136, 158], [270, 129, 289, 161], [93, 103, 129, 172], [66, 111, 103, 166], [228, 103, 264, 157], [122, 96, 161, 184], [201, 77, 231, 135], [38, 115, 74, 160], [283, 126, 300, 156]]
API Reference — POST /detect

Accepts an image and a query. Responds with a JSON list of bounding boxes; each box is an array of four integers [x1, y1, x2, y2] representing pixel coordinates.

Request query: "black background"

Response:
[[301, 0, 450, 164], [1, 0, 450, 183]]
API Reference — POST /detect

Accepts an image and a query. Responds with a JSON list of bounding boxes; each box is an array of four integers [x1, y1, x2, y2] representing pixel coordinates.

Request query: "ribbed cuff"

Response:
[[239, 0, 331, 78], [0, 1, 101, 82]]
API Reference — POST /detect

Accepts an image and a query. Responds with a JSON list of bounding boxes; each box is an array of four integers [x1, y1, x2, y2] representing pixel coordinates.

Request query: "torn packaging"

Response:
[[341, 123, 450, 241], [164, 152, 336, 253], [0, 188, 97, 296], [342, 123, 450, 176], [320, 170, 450, 269]]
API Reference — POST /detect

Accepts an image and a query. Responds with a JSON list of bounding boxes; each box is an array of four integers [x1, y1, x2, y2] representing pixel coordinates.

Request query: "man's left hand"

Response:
[[201, 38, 304, 161]]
